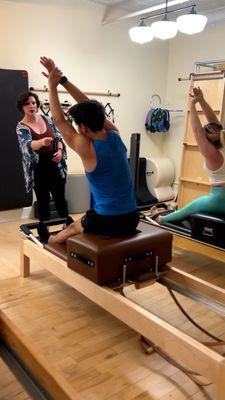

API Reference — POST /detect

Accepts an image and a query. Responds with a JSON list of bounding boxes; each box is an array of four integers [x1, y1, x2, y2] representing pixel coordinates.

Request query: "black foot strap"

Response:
[[66, 216, 74, 227], [37, 222, 50, 244]]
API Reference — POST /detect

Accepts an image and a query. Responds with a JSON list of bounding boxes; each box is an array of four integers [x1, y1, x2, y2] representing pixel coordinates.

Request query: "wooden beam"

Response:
[[166, 266, 225, 306], [20, 239, 30, 277], [173, 235, 225, 263], [0, 311, 80, 400], [21, 238, 225, 392]]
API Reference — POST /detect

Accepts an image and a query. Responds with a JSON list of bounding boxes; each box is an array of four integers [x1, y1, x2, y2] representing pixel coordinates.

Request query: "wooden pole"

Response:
[[30, 86, 120, 97]]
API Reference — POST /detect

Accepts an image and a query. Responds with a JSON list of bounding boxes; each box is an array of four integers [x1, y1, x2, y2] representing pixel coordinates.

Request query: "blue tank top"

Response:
[[85, 131, 137, 215]]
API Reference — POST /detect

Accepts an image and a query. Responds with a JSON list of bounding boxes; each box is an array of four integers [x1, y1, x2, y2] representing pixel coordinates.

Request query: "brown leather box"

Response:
[[66, 222, 172, 285]]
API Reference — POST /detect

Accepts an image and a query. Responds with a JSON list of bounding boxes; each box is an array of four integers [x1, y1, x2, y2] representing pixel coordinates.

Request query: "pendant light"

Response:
[[151, 0, 177, 40], [129, 20, 153, 44], [151, 13, 178, 40], [176, 6, 207, 35], [128, 2, 208, 44]]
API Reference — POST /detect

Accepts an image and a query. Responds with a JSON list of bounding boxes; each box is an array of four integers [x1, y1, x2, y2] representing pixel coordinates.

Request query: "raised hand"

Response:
[[190, 86, 204, 103], [40, 56, 63, 86], [193, 86, 203, 98], [40, 57, 55, 78]]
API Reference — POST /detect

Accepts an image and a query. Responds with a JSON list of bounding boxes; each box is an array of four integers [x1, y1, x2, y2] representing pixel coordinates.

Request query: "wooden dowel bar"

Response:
[[179, 70, 225, 82], [30, 87, 120, 97]]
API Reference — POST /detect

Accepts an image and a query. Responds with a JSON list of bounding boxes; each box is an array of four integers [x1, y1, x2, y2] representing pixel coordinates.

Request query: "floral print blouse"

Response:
[[16, 116, 67, 193]]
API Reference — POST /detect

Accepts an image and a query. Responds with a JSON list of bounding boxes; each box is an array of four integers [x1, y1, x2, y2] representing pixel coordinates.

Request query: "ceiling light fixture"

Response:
[[122, 0, 190, 20], [176, 6, 208, 35], [129, 2, 207, 44], [151, 1, 178, 40], [129, 20, 153, 44]]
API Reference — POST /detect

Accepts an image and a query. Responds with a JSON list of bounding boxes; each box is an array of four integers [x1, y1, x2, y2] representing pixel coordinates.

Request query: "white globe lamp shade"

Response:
[[151, 15, 178, 40], [129, 20, 153, 44], [177, 10, 207, 35]]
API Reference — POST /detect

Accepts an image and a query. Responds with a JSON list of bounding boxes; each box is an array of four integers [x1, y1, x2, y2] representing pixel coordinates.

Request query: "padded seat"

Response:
[[45, 242, 68, 261], [66, 222, 172, 285]]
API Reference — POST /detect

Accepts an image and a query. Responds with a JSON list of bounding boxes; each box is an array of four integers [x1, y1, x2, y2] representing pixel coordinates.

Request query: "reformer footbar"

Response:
[[20, 218, 67, 249], [19, 219, 225, 391]]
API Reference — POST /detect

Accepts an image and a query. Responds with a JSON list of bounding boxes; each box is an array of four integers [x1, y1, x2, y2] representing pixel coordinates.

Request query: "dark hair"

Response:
[[16, 91, 40, 112], [69, 100, 105, 132], [203, 122, 223, 148]]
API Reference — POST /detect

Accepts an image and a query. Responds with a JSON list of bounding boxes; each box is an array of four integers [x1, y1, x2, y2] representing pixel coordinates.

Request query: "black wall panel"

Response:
[[0, 69, 32, 211]]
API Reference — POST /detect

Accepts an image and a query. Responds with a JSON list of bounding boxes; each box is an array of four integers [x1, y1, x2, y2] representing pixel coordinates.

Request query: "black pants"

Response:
[[81, 209, 140, 237], [33, 153, 68, 221]]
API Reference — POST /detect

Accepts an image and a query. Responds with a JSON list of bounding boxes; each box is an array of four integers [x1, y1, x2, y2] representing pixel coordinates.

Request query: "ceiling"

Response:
[[88, 0, 225, 24]]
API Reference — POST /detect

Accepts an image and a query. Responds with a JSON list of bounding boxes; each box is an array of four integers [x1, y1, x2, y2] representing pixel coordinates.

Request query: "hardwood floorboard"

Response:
[[0, 357, 31, 400], [1, 217, 225, 399]]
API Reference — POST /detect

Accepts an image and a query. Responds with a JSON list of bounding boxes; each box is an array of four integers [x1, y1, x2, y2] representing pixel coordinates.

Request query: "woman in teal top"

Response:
[[155, 87, 225, 225]]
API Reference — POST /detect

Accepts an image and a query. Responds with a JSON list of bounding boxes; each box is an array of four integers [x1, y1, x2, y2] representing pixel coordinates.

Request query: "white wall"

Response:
[[2, 0, 225, 201], [165, 21, 225, 186], [2, 0, 225, 221], [0, 0, 169, 174]]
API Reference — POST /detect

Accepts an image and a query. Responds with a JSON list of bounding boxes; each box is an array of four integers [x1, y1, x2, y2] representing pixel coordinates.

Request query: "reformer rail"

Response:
[[19, 219, 225, 399]]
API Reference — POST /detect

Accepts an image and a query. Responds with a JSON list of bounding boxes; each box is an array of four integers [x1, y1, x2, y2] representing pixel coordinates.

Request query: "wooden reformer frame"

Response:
[[19, 235, 225, 399]]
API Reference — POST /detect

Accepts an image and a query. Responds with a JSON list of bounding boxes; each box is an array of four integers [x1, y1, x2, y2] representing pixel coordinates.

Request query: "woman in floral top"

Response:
[[16, 91, 70, 222]]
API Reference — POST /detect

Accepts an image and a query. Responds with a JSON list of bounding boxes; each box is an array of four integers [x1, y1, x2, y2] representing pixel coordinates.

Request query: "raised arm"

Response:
[[40, 57, 87, 153], [192, 86, 220, 124], [63, 80, 118, 132], [189, 92, 223, 170], [40, 57, 118, 132]]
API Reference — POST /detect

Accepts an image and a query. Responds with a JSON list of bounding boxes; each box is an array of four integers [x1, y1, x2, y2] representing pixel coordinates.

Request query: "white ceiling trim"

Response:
[[102, 0, 191, 24]]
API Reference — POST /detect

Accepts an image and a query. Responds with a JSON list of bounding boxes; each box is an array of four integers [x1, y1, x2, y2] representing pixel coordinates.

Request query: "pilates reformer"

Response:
[[130, 126, 225, 261], [19, 218, 225, 399], [141, 210, 225, 264]]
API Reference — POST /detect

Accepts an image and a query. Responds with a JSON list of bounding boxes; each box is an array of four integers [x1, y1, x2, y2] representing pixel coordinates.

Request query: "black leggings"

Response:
[[34, 153, 68, 221], [81, 209, 140, 237]]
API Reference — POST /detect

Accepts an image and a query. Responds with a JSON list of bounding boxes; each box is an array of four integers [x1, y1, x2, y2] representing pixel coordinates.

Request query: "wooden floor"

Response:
[[1, 218, 225, 399], [0, 356, 31, 400]]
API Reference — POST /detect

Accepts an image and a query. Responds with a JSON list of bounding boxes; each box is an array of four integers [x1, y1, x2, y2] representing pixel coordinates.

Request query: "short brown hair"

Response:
[[16, 91, 40, 112]]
